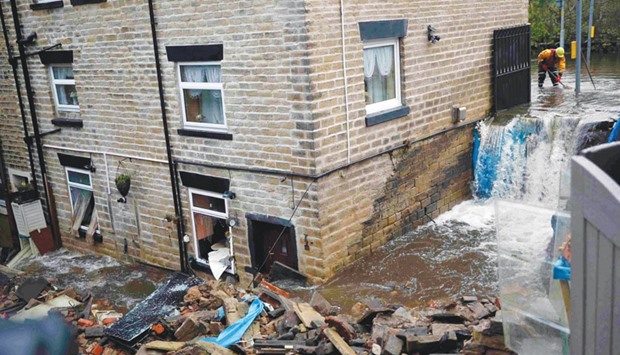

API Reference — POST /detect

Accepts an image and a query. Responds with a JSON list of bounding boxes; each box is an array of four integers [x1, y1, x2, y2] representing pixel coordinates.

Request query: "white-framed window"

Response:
[[50, 64, 79, 112], [363, 38, 402, 115], [188, 188, 233, 274], [178, 63, 226, 130], [65, 167, 95, 232], [8, 168, 31, 192]]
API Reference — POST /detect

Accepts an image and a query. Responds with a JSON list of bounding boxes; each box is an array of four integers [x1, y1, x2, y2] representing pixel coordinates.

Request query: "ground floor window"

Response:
[[65, 167, 97, 236], [189, 188, 232, 278]]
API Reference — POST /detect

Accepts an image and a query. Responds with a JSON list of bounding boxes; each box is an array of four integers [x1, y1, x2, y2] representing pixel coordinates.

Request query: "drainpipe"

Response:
[[0, 2, 38, 190], [8, 0, 61, 248], [339, 0, 351, 164], [148, 0, 188, 273]]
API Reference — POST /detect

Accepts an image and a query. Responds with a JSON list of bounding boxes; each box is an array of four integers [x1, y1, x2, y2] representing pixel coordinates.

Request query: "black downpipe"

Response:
[[7, 0, 61, 247], [148, 0, 188, 273], [0, 2, 38, 190]]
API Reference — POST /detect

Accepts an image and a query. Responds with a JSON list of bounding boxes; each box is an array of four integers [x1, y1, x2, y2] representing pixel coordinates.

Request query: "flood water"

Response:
[[15, 249, 170, 313], [316, 53, 620, 312]]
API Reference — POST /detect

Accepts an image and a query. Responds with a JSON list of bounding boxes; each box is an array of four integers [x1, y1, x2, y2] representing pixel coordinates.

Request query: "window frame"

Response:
[[8, 168, 31, 192], [177, 62, 227, 132], [65, 167, 93, 231], [50, 64, 80, 113], [188, 187, 234, 273], [363, 38, 402, 115]]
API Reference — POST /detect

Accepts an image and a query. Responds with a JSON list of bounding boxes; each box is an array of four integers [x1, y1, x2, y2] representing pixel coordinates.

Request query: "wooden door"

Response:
[[253, 220, 297, 274]]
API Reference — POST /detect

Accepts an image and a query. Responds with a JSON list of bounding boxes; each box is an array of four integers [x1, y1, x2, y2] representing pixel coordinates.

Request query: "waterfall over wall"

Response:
[[473, 114, 580, 207]]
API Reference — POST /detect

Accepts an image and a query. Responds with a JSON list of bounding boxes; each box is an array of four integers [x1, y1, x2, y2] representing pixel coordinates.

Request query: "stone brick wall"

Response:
[[318, 126, 473, 275], [0, 0, 528, 284], [0, 4, 32, 190], [304, 0, 527, 279]]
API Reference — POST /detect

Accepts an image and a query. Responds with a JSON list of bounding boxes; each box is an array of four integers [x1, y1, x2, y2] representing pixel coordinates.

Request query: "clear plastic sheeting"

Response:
[[495, 200, 570, 355]]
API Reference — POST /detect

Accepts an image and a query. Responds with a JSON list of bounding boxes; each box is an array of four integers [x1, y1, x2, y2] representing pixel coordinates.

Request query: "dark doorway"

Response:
[[493, 24, 531, 111], [247, 214, 298, 275]]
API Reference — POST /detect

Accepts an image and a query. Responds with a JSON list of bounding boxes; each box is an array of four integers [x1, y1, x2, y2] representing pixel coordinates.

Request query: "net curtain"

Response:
[[53, 67, 77, 106], [363, 46, 394, 104], [182, 66, 224, 124]]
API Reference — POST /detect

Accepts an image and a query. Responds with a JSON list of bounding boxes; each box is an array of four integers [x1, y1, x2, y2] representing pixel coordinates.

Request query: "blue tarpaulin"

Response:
[[608, 118, 620, 142], [201, 297, 264, 348]]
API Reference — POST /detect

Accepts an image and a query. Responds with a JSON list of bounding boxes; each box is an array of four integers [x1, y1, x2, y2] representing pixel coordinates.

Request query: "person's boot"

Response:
[[538, 82, 543, 88]]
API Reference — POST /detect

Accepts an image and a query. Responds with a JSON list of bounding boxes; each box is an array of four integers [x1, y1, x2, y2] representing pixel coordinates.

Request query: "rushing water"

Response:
[[317, 53, 620, 312], [15, 248, 170, 313]]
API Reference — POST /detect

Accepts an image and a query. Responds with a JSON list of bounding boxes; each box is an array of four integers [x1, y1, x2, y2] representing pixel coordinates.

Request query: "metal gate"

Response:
[[493, 25, 531, 111]]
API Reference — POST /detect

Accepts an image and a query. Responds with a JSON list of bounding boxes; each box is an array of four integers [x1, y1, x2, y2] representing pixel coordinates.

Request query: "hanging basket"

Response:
[[115, 175, 131, 197], [115, 159, 133, 198]]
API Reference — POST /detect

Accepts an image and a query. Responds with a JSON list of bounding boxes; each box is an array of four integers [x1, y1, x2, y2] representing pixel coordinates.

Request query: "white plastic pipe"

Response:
[[340, 0, 351, 164]]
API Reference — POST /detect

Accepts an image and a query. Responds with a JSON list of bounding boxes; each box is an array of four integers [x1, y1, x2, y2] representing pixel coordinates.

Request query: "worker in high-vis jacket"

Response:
[[538, 47, 566, 88]]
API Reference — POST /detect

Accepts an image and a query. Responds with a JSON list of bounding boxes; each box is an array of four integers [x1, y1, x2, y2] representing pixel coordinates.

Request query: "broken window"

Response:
[[65, 167, 96, 236], [50, 64, 79, 112], [188, 188, 232, 277]]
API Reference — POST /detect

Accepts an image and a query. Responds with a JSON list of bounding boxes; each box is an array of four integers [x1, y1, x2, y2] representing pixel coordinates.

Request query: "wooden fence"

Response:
[[570, 142, 620, 354]]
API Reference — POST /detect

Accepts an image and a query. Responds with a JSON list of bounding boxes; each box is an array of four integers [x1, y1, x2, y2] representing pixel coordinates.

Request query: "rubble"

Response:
[[0, 264, 515, 354]]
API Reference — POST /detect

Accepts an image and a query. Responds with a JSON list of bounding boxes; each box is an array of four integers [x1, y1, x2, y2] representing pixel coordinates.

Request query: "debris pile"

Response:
[[1, 264, 514, 354]]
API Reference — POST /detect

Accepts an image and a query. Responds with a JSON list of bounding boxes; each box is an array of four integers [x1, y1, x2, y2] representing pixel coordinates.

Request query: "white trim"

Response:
[[188, 187, 234, 273], [50, 64, 80, 113], [8, 168, 31, 192], [363, 38, 402, 115], [177, 62, 227, 131], [65, 167, 92, 214]]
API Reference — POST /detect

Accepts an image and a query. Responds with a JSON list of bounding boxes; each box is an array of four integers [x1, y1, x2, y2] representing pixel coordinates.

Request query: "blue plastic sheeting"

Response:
[[202, 297, 264, 349], [553, 256, 571, 280], [0, 314, 74, 355], [608, 118, 620, 142], [473, 126, 500, 198]]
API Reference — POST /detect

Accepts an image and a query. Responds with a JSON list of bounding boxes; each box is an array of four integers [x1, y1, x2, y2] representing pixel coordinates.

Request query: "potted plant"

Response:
[[12, 180, 38, 204], [115, 172, 132, 197]]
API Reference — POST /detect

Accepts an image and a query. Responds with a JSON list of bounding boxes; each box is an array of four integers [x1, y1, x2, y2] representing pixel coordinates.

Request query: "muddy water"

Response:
[[313, 53, 620, 312], [16, 249, 170, 313]]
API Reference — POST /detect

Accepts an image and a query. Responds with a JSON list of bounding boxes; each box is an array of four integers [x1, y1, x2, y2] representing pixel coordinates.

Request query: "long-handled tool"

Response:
[[547, 69, 570, 89], [580, 51, 597, 90]]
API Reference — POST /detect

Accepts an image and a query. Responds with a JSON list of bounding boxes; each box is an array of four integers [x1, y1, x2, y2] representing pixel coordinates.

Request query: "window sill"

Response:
[[70, 0, 106, 5], [365, 105, 410, 127], [52, 118, 83, 128], [30, 1, 64, 10], [177, 129, 233, 141]]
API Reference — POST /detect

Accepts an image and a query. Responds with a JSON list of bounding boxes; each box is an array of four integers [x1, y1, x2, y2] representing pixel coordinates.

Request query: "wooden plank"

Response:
[[144, 340, 185, 351], [0, 264, 23, 277], [293, 302, 324, 329], [324, 328, 356, 355], [570, 159, 586, 355], [584, 221, 599, 355], [612, 246, 620, 353], [596, 236, 613, 354]]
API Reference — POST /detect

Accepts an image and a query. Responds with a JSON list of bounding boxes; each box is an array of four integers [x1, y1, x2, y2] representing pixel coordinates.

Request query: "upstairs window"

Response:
[[178, 63, 226, 130], [50, 65, 79, 112], [363, 39, 401, 115]]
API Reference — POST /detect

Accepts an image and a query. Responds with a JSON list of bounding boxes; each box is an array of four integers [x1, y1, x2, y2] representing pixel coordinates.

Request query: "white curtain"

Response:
[[182, 66, 224, 124], [53, 67, 74, 105], [363, 46, 395, 104]]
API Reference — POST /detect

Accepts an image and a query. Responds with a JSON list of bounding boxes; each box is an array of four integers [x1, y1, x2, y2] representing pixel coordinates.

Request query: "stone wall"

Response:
[[0, 0, 528, 283]]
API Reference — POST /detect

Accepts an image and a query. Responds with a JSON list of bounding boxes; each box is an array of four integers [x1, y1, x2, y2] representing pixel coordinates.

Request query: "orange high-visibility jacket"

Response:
[[538, 49, 566, 72]]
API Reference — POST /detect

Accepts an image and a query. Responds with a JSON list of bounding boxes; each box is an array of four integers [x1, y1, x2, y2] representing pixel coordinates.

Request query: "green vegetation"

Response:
[[530, 0, 619, 51]]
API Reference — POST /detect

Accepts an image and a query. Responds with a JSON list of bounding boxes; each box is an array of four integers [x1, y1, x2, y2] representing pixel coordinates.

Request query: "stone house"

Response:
[[0, 0, 528, 284]]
